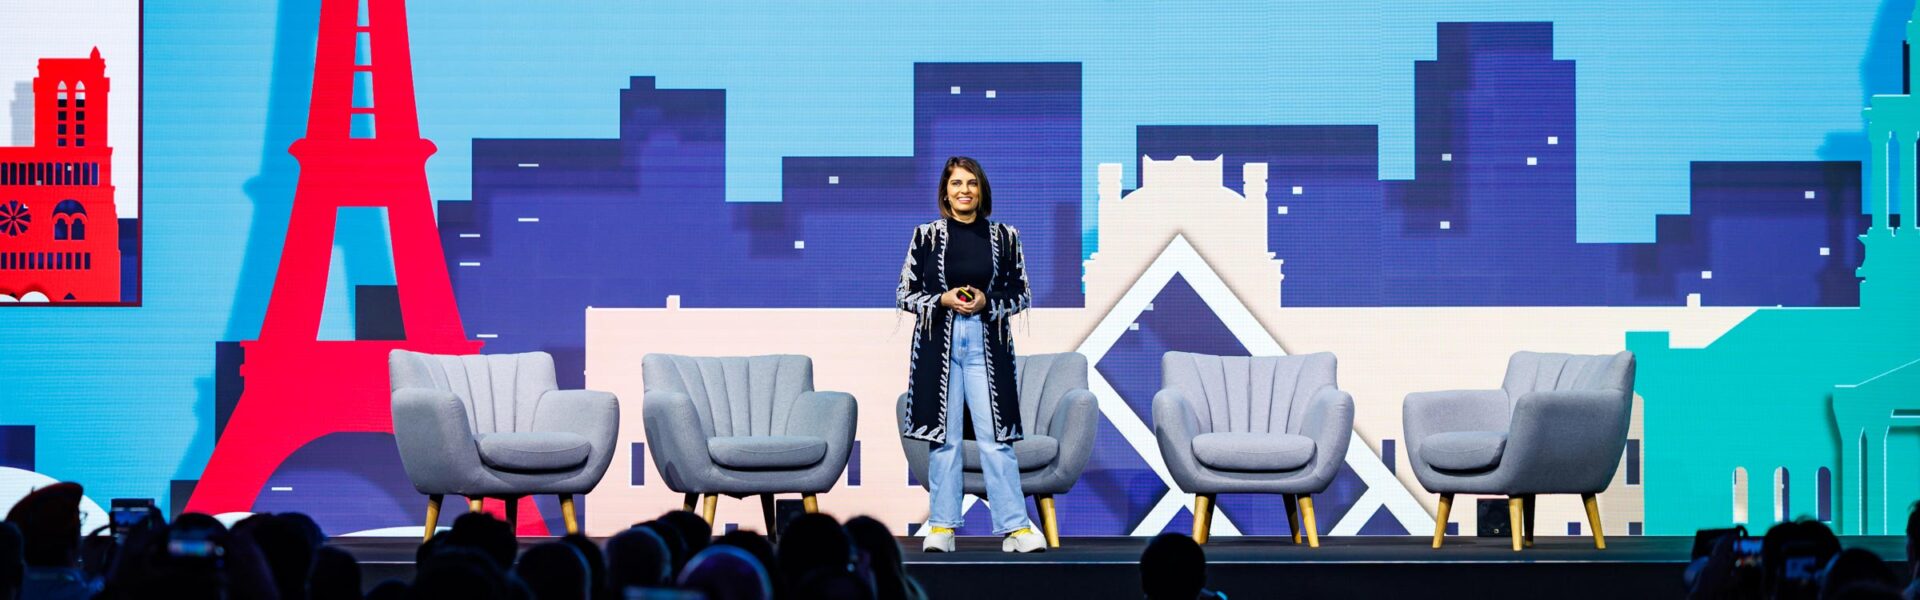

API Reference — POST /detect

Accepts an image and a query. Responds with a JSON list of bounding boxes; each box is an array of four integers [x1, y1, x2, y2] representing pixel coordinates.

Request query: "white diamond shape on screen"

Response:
[[1075, 235, 1434, 538]]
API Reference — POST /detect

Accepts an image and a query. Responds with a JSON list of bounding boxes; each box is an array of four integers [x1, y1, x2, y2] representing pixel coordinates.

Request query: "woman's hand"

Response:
[[940, 287, 986, 315], [940, 288, 971, 314], [962, 286, 987, 314]]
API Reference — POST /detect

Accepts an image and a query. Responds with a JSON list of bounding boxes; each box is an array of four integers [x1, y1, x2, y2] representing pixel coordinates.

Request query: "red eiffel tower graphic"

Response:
[[187, 0, 551, 534]]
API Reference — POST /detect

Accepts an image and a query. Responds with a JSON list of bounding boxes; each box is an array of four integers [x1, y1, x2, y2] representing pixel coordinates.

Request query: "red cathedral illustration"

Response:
[[0, 49, 120, 302], [186, 0, 553, 533]]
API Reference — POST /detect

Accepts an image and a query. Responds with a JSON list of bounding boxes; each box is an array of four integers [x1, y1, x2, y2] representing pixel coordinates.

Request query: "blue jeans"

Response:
[[926, 314, 1031, 534]]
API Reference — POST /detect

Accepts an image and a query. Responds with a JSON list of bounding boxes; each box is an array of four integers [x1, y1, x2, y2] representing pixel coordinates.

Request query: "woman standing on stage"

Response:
[[896, 156, 1043, 553]]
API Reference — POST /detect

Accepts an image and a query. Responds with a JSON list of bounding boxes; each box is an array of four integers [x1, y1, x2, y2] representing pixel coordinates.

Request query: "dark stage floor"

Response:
[[336, 535, 1912, 599]]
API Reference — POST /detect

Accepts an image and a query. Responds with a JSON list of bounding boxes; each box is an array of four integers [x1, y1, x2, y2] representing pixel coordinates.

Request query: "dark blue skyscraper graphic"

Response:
[[443, 65, 1083, 387], [441, 23, 1869, 389], [1135, 22, 1866, 307]]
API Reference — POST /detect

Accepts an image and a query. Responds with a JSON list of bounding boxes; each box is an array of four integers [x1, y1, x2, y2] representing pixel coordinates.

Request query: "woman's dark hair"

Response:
[[844, 516, 924, 600], [936, 156, 992, 220]]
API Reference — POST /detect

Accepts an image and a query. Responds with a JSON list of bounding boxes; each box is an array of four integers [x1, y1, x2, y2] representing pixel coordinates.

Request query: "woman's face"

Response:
[[945, 167, 982, 219]]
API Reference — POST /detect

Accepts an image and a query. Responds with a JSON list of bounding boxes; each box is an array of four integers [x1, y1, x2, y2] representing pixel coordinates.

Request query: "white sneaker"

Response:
[[1002, 529, 1047, 553], [923, 530, 956, 552]]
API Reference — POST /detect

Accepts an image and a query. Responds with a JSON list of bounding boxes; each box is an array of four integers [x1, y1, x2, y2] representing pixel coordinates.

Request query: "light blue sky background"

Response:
[[0, 0, 1906, 511], [404, 0, 1905, 242]]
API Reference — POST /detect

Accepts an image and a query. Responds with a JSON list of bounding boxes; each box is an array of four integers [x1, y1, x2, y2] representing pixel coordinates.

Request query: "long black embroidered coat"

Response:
[[896, 218, 1032, 443]]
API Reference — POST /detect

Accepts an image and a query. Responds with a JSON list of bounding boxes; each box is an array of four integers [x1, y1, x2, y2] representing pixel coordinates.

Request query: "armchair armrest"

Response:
[[534, 388, 620, 457], [788, 390, 859, 487], [1402, 389, 1510, 446], [1046, 388, 1099, 478], [787, 390, 858, 448], [643, 390, 718, 491], [391, 387, 483, 494], [1502, 389, 1632, 491], [1152, 388, 1204, 483], [1296, 387, 1355, 475]]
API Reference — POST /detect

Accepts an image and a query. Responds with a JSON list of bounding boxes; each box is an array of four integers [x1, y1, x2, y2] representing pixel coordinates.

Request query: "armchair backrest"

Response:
[[642, 354, 814, 438], [1501, 351, 1636, 409], [388, 350, 559, 435], [1161, 351, 1337, 435], [1015, 353, 1089, 435]]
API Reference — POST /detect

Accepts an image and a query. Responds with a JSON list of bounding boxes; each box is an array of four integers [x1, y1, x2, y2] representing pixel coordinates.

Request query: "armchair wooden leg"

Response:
[[559, 494, 579, 535], [802, 494, 819, 514], [701, 494, 719, 525], [760, 494, 778, 540], [1522, 494, 1536, 548], [424, 495, 443, 542], [1283, 494, 1301, 544], [1298, 495, 1320, 548], [1583, 494, 1607, 550], [1507, 497, 1525, 551], [1037, 495, 1061, 549], [1192, 494, 1214, 544], [683, 493, 700, 512], [1432, 493, 1453, 549], [468, 497, 484, 513], [505, 496, 521, 530]]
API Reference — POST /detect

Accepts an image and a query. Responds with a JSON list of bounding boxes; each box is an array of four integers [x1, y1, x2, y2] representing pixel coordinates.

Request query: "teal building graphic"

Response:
[[1633, 6, 1920, 536]]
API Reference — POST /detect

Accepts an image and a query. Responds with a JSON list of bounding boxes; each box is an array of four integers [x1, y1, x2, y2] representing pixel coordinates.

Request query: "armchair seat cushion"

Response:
[[1191, 432, 1315, 472], [1421, 431, 1507, 472], [960, 434, 1059, 472], [708, 436, 829, 470], [475, 432, 592, 472]]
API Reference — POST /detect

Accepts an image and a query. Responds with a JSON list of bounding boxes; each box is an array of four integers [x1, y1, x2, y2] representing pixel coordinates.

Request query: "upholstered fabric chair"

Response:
[[895, 352, 1098, 548], [1403, 351, 1635, 551], [1151, 351, 1354, 546], [642, 354, 857, 529], [388, 350, 620, 540]]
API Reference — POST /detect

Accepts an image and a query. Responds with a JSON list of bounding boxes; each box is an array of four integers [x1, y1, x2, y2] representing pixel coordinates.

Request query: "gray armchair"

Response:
[[388, 350, 619, 540], [1403, 351, 1635, 551], [895, 352, 1098, 548], [642, 354, 856, 530], [1152, 351, 1353, 547]]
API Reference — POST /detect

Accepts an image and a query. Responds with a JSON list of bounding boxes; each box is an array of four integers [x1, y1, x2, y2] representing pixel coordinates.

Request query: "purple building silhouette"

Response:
[[442, 65, 1083, 388], [1625, 162, 1866, 307], [1385, 21, 1614, 305], [1137, 23, 1866, 307], [437, 27, 1869, 392]]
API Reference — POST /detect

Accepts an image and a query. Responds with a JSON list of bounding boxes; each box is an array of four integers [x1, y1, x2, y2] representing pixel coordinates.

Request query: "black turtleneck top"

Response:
[[943, 217, 992, 292]]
